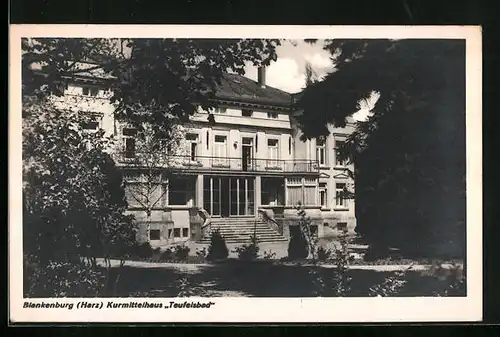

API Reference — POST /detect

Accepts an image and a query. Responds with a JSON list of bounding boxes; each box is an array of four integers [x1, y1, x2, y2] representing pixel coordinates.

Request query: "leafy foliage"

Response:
[[195, 247, 208, 259], [287, 228, 309, 260], [22, 95, 137, 296], [369, 266, 412, 297], [317, 246, 332, 262], [261, 250, 277, 260], [132, 242, 154, 259], [206, 229, 229, 261], [297, 40, 466, 257], [23, 38, 282, 134], [21, 37, 283, 295], [24, 256, 105, 297], [22, 97, 136, 263], [174, 245, 191, 261], [233, 235, 259, 261]]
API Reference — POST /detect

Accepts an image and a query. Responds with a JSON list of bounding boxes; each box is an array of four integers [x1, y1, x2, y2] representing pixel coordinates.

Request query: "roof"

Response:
[[70, 62, 117, 80], [215, 73, 293, 107], [34, 59, 294, 107]]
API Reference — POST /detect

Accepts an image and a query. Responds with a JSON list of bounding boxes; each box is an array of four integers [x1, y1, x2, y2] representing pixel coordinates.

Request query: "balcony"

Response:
[[112, 152, 319, 174]]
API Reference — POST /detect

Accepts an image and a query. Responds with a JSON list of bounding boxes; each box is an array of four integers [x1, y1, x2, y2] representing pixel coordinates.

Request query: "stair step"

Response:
[[198, 218, 287, 243]]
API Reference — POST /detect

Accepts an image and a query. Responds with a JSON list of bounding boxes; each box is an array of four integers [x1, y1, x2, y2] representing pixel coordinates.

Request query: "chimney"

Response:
[[257, 66, 266, 88]]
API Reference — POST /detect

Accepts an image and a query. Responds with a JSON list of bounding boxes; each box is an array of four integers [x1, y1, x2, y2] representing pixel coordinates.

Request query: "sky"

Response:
[[243, 40, 376, 121], [244, 40, 333, 94]]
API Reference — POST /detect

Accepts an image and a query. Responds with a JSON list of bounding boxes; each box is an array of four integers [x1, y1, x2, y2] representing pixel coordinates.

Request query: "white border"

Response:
[[9, 25, 483, 323]]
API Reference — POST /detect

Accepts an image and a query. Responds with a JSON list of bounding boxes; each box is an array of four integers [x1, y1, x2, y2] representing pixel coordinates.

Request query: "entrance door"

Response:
[[203, 176, 255, 217], [220, 178, 230, 217], [242, 137, 253, 171]]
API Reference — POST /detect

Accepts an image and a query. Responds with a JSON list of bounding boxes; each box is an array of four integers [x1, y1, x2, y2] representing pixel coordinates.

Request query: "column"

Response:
[[255, 176, 261, 215], [196, 174, 204, 208]]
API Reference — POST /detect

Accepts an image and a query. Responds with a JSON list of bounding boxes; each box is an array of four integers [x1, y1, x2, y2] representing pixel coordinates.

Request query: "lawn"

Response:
[[100, 259, 465, 298]]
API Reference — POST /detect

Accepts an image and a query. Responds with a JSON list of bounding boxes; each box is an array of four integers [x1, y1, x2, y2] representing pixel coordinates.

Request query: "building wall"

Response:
[[54, 76, 358, 242], [52, 83, 117, 138], [291, 118, 358, 236]]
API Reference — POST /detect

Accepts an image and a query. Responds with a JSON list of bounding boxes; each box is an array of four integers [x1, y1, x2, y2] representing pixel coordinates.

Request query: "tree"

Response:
[[22, 96, 136, 296], [21, 37, 284, 293], [23, 38, 282, 134], [119, 122, 187, 242], [297, 39, 466, 258]]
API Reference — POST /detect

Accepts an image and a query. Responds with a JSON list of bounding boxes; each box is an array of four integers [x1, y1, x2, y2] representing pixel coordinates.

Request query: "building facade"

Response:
[[51, 63, 357, 246]]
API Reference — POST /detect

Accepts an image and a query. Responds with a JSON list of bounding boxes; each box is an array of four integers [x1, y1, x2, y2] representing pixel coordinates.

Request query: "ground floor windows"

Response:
[[147, 225, 189, 242], [337, 222, 347, 231], [286, 176, 318, 206], [336, 183, 347, 208], [169, 176, 195, 206], [262, 177, 285, 206], [149, 229, 161, 241], [319, 183, 328, 208], [203, 176, 255, 217]]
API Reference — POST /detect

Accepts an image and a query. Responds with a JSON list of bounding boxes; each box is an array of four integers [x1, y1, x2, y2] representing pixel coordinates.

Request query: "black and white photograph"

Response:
[[9, 25, 482, 323]]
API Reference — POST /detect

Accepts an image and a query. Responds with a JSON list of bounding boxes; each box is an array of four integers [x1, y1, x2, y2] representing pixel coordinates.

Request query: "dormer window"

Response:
[[82, 86, 99, 97], [214, 107, 227, 114], [267, 112, 278, 119], [83, 120, 99, 130], [242, 109, 253, 117]]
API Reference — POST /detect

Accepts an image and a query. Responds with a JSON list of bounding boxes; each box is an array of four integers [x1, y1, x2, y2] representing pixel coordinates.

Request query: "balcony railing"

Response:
[[113, 152, 319, 173]]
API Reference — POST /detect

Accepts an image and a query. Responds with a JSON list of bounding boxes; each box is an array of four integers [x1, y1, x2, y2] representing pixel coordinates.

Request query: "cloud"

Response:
[[245, 58, 305, 94], [304, 53, 332, 70]]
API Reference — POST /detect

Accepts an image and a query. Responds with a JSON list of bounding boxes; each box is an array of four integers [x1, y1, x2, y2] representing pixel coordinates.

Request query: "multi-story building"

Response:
[[50, 62, 357, 247]]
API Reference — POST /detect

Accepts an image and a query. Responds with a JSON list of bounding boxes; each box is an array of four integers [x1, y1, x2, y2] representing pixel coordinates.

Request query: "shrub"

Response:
[[369, 266, 412, 297], [233, 235, 259, 261], [317, 246, 332, 262], [151, 247, 162, 261], [133, 242, 153, 259], [262, 250, 276, 260], [288, 227, 309, 260], [195, 247, 208, 258], [174, 245, 190, 261], [24, 257, 105, 297], [160, 248, 174, 261], [206, 229, 229, 261], [426, 262, 466, 296]]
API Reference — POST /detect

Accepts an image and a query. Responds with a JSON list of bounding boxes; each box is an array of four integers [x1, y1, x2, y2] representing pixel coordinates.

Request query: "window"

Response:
[[336, 183, 347, 208], [169, 177, 194, 205], [316, 137, 327, 166], [82, 86, 99, 97], [286, 177, 303, 206], [267, 139, 279, 167], [149, 229, 161, 241], [267, 112, 278, 119], [242, 109, 253, 117], [303, 177, 317, 206], [83, 120, 99, 130], [213, 135, 228, 166], [182, 228, 189, 238], [286, 177, 317, 206], [167, 228, 173, 239], [288, 136, 292, 155], [335, 140, 345, 166], [174, 228, 181, 238], [337, 222, 348, 232], [214, 107, 227, 114], [185, 133, 198, 161], [319, 183, 328, 208], [123, 128, 137, 158]]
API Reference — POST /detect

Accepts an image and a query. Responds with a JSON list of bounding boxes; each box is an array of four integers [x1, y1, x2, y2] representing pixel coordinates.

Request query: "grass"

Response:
[[98, 258, 465, 298]]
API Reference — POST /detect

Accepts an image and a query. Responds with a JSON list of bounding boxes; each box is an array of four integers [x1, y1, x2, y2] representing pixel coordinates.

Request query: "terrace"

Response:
[[112, 153, 320, 174]]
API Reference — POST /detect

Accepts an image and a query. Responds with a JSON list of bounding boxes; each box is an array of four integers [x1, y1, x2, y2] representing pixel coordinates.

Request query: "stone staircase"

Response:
[[198, 217, 288, 244]]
